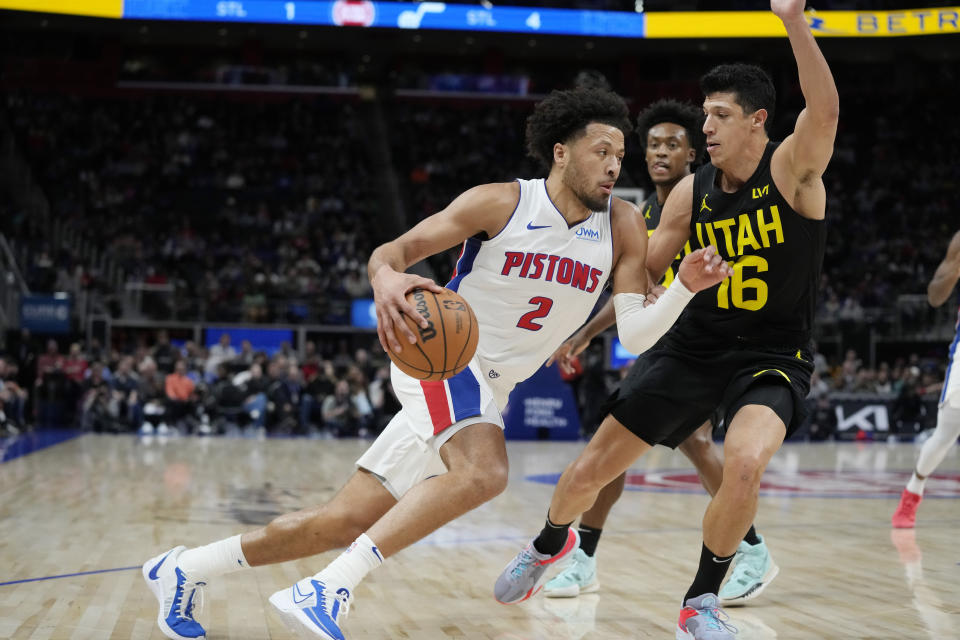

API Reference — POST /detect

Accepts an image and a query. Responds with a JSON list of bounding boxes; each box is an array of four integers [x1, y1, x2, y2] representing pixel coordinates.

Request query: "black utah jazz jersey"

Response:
[[685, 142, 826, 346], [641, 192, 692, 288]]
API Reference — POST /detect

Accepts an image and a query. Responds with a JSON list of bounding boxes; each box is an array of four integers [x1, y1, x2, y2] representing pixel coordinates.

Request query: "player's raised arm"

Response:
[[608, 197, 730, 355], [368, 181, 519, 355], [928, 230, 960, 308], [646, 173, 695, 283], [772, 0, 839, 208]]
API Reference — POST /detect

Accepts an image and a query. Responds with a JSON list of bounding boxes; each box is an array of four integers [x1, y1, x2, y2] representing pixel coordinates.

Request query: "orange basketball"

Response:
[[387, 288, 479, 381]]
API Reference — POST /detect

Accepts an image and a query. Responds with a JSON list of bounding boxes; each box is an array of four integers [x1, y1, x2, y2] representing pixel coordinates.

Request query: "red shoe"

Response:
[[891, 488, 922, 529]]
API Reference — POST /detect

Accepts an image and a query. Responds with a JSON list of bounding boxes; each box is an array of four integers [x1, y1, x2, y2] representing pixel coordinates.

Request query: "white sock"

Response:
[[906, 472, 926, 496], [313, 533, 383, 593], [178, 534, 248, 580]]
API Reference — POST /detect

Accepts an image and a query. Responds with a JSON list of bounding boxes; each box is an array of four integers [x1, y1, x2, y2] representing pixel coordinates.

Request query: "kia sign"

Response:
[[20, 294, 72, 334]]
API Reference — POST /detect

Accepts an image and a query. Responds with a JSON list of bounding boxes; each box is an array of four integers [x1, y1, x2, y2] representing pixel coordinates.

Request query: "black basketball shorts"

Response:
[[602, 330, 813, 448]]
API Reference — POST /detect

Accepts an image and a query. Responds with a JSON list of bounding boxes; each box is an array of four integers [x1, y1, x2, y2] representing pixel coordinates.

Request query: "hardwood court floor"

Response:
[[1, 433, 958, 639]]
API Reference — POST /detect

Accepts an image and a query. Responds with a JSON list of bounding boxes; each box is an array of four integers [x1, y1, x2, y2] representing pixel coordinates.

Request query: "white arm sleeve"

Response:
[[613, 278, 695, 355]]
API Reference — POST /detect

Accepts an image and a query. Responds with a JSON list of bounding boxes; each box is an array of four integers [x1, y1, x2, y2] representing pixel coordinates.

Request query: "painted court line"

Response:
[[0, 565, 140, 587]]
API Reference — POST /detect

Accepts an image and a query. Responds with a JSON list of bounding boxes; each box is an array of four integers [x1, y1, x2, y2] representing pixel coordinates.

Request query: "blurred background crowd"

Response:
[[1, 1, 957, 440]]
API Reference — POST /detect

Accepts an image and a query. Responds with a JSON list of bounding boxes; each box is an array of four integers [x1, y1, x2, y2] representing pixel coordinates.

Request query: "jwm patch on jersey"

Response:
[[447, 178, 613, 392]]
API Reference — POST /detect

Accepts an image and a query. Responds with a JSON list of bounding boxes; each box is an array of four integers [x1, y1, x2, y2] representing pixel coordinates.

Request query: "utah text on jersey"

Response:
[[694, 199, 784, 312]]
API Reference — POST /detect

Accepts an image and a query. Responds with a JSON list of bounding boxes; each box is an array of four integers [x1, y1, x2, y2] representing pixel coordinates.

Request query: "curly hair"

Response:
[[525, 88, 632, 170], [700, 63, 776, 131], [635, 99, 705, 164]]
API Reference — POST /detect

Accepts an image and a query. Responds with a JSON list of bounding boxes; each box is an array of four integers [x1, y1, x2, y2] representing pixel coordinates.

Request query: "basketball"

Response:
[[387, 288, 479, 381]]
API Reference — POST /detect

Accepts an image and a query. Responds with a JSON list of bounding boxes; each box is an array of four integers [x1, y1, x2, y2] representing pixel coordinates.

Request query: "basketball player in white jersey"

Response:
[[141, 87, 732, 640], [892, 229, 960, 528]]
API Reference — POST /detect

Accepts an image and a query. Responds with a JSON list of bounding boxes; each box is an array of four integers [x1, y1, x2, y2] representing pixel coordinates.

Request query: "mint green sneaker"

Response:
[[718, 535, 779, 606], [543, 548, 599, 598]]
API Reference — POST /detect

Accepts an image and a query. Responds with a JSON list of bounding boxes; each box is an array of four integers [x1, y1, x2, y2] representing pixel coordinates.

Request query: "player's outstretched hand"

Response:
[[771, 0, 806, 21], [677, 245, 734, 293], [547, 330, 590, 375], [371, 267, 445, 354]]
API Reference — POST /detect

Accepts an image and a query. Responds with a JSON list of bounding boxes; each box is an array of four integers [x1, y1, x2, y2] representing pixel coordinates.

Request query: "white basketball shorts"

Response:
[[356, 358, 504, 499]]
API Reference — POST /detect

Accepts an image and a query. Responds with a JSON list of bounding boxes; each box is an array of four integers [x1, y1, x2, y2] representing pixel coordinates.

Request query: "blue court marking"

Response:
[[1, 430, 82, 463], [0, 565, 140, 587], [524, 468, 960, 499]]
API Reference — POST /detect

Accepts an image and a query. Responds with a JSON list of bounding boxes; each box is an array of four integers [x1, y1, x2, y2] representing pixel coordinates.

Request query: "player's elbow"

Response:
[[813, 103, 840, 131], [618, 334, 655, 357]]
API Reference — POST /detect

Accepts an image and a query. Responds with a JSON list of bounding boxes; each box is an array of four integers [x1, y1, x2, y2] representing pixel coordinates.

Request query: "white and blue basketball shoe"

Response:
[[269, 575, 352, 640], [142, 546, 207, 640]]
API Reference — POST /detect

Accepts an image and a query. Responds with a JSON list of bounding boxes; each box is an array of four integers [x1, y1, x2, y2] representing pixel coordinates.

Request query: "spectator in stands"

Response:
[[165, 359, 197, 432], [206, 364, 246, 432], [807, 371, 831, 401], [35, 339, 63, 383], [0, 357, 28, 434], [9, 329, 37, 396], [266, 361, 301, 434], [321, 379, 354, 436], [110, 355, 140, 431], [34, 340, 70, 428], [182, 341, 207, 380], [347, 367, 374, 437], [237, 362, 269, 431], [79, 362, 112, 431], [367, 365, 400, 433], [353, 348, 376, 383], [206, 333, 237, 378], [301, 341, 320, 381], [875, 362, 893, 394], [237, 340, 256, 366], [153, 330, 179, 374], [63, 343, 89, 385]]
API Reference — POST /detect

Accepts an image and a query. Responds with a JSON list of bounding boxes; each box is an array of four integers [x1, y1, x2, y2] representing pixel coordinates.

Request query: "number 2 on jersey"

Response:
[[517, 296, 554, 331]]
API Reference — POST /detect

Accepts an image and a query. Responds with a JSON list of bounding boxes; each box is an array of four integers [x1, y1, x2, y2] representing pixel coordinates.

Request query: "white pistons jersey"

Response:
[[447, 178, 614, 406]]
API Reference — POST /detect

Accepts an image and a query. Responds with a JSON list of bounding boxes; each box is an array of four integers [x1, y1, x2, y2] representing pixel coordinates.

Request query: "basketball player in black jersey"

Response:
[[496, 1, 838, 637], [543, 99, 778, 606]]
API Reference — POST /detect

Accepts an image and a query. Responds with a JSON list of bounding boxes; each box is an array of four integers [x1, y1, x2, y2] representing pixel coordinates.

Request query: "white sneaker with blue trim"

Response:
[[142, 546, 207, 640], [269, 576, 352, 640]]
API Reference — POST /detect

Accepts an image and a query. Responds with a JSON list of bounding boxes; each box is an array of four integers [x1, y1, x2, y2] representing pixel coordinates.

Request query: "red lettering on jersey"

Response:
[[571, 261, 590, 290], [529, 253, 546, 279], [586, 268, 602, 293], [519, 252, 535, 278], [556, 258, 574, 284], [500, 251, 605, 294], [544, 255, 561, 281], [502, 251, 524, 275]]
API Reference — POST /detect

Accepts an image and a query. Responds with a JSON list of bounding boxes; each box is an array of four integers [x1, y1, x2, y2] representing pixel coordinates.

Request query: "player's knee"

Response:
[[469, 459, 509, 501], [724, 452, 766, 489], [566, 456, 609, 493]]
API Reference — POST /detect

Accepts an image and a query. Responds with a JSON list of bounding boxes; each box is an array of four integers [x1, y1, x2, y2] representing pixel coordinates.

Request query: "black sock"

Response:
[[578, 525, 602, 557], [533, 515, 573, 556], [742, 525, 761, 546], [683, 543, 735, 604]]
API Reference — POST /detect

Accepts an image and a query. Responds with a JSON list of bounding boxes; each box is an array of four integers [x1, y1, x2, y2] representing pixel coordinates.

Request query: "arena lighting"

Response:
[[0, 1, 957, 38]]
